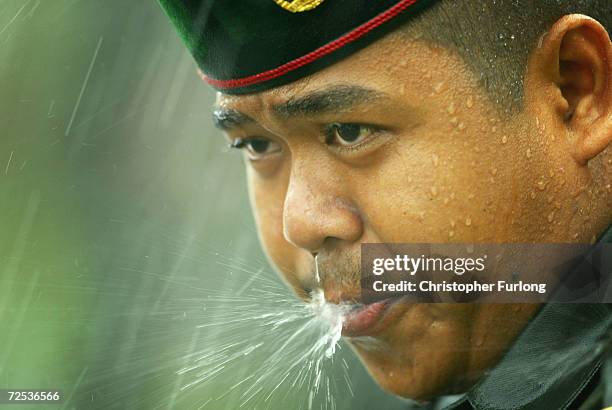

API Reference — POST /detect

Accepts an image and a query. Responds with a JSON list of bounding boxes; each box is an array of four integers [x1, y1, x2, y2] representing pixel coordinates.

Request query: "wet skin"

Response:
[[213, 15, 612, 401]]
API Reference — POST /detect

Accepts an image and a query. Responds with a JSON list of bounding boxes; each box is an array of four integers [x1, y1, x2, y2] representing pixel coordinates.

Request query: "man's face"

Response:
[[215, 32, 568, 400]]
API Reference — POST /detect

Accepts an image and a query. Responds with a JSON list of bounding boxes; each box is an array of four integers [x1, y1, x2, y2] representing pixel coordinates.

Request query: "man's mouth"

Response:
[[307, 255, 404, 337], [341, 297, 402, 337]]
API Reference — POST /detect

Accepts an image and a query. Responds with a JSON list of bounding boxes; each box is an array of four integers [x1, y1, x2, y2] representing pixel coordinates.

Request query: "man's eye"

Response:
[[325, 123, 375, 146], [230, 137, 281, 158]]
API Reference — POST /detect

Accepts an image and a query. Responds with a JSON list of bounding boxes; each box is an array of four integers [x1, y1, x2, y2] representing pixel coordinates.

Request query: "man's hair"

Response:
[[401, 0, 610, 115]]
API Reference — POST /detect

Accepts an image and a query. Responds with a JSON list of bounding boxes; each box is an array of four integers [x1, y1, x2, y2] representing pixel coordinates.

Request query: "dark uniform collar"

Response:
[[431, 226, 612, 410], [464, 303, 611, 409]]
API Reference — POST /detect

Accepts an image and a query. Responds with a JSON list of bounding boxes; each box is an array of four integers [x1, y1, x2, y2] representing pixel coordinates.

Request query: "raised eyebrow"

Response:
[[211, 108, 254, 130], [272, 85, 385, 118]]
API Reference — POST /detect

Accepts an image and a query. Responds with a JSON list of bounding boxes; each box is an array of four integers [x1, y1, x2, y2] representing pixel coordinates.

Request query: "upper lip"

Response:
[[301, 262, 360, 303], [319, 286, 361, 305]]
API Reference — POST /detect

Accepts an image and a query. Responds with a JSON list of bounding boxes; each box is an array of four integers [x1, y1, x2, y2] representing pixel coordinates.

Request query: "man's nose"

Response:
[[282, 163, 363, 253]]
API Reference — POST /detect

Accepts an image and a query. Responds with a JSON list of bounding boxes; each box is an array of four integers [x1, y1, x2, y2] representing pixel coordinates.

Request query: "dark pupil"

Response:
[[249, 139, 269, 153], [336, 124, 361, 142]]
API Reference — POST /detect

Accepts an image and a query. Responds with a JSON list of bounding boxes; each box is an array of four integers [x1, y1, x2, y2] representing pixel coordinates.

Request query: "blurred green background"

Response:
[[0, 1, 411, 408]]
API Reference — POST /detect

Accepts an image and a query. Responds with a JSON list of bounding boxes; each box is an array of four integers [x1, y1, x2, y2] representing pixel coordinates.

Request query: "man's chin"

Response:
[[345, 315, 479, 403], [348, 347, 445, 402], [351, 345, 472, 403]]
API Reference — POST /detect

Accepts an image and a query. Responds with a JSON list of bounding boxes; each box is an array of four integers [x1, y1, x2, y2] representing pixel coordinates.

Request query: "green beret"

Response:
[[158, 0, 439, 94]]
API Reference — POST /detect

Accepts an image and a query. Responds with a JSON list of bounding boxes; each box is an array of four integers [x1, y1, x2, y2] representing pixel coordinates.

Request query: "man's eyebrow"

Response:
[[273, 85, 386, 118], [211, 108, 254, 130]]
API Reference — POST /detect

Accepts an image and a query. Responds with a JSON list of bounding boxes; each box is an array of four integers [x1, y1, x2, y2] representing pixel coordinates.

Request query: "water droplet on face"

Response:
[[547, 211, 555, 223], [465, 217, 472, 226], [314, 255, 321, 284], [530, 191, 536, 199], [490, 168, 498, 176], [501, 135, 508, 144], [432, 154, 439, 167], [466, 96, 474, 108], [433, 82, 445, 93], [526, 148, 532, 158], [450, 117, 459, 126], [450, 220, 456, 228], [491, 126, 497, 133], [458, 122, 466, 130], [447, 102, 456, 115], [448, 230, 455, 238], [430, 186, 438, 197], [537, 180, 546, 191]]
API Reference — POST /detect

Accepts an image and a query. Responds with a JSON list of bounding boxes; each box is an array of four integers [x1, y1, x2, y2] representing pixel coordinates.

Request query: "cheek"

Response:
[[354, 111, 527, 243], [248, 165, 287, 260], [247, 165, 310, 292]]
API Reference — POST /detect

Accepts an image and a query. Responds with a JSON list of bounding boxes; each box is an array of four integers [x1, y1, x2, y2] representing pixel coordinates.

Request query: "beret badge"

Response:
[[272, 0, 325, 12]]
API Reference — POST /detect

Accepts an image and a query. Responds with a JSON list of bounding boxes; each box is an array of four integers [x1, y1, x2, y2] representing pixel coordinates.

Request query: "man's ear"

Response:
[[525, 14, 612, 165]]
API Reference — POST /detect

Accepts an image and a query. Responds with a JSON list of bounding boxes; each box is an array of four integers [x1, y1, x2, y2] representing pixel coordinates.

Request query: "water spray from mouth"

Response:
[[310, 254, 355, 357], [309, 289, 346, 358], [175, 264, 355, 409]]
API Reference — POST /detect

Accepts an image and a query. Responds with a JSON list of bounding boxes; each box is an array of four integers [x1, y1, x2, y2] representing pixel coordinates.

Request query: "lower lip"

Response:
[[341, 299, 395, 337]]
